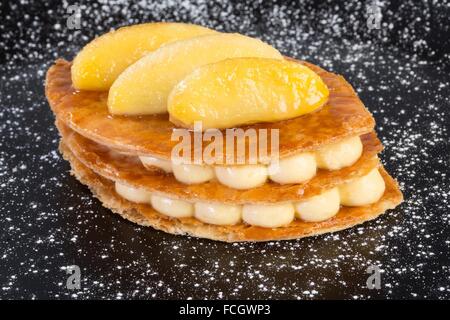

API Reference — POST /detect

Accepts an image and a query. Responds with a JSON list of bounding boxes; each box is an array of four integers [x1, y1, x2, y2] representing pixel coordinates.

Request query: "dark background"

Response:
[[1, 0, 450, 66], [0, 0, 449, 299]]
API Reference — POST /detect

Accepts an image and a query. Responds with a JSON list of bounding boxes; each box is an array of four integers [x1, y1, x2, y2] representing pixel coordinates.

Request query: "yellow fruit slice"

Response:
[[71, 22, 215, 90], [107, 33, 282, 115], [168, 58, 329, 129]]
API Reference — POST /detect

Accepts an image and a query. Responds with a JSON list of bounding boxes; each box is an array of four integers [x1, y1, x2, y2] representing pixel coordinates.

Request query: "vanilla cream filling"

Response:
[[215, 164, 268, 189], [171, 162, 215, 184], [294, 187, 340, 222], [115, 182, 152, 204], [140, 156, 172, 173], [114, 168, 385, 228], [243, 203, 295, 228], [316, 136, 363, 170], [150, 194, 194, 218], [138, 136, 364, 188], [268, 152, 316, 184], [339, 168, 385, 206], [194, 202, 242, 225]]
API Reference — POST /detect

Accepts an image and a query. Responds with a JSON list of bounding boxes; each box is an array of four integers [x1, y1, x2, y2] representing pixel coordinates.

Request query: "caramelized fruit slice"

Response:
[[168, 58, 329, 129], [71, 22, 215, 90], [107, 33, 282, 115]]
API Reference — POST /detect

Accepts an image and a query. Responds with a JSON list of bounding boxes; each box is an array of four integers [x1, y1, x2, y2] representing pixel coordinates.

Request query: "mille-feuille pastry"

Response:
[[45, 22, 403, 242]]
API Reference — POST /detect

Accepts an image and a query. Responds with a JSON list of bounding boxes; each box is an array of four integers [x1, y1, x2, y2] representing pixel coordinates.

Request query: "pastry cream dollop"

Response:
[[113, 168, 386, 228], [138, 136, 363, 188]]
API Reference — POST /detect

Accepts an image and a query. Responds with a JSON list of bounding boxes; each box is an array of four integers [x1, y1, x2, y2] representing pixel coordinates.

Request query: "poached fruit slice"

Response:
[[71, 22, 216, 91], [107, 33, 282, 115], [168, 58, 329, 129]]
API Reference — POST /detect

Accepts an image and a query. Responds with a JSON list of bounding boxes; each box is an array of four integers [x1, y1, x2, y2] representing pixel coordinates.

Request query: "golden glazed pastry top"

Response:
[[46, 59, 375, 164]]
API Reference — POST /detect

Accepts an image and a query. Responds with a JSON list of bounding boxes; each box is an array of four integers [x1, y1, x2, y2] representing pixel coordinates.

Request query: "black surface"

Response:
[[0, 0, 449, 299]]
